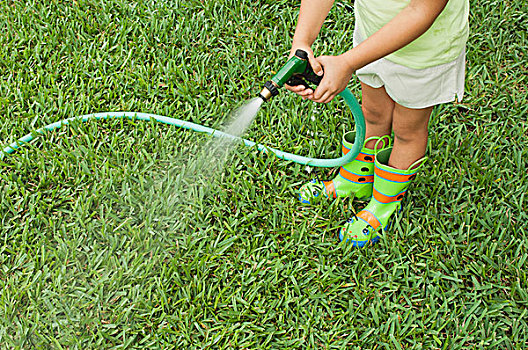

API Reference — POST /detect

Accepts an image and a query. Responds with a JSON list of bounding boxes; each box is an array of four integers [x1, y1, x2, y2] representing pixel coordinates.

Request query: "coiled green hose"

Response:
[[1, 88, 364, 168]]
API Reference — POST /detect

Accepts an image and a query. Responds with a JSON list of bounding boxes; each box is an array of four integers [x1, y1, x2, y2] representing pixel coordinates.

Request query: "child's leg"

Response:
[[390, 103, 433, 169], [361, 82, 394, 148], [339, 100, 432, 246]]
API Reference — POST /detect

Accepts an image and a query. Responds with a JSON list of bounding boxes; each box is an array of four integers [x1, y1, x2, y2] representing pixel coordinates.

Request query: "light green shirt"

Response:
[[355, 0, 469, 69]]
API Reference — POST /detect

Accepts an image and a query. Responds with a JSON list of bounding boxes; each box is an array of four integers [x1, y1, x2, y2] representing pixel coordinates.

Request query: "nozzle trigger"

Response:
[[285, 60, 323, 89]]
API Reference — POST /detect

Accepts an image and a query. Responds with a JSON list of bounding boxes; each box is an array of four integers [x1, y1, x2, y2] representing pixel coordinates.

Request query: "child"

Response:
[[287, 0, 469, 247]]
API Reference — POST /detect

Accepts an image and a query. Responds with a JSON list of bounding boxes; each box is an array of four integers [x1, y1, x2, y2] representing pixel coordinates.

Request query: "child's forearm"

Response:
[[342, 0, 449, 71], [292, 0, 335, 46]]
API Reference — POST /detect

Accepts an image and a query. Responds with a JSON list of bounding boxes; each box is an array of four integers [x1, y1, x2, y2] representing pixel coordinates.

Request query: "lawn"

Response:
[[1, 0, 527, 348]]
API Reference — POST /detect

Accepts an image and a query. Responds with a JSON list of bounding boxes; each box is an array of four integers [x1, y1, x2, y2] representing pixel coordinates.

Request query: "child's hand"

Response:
[[310, 54, 354, 103], [284, 45, 323, 99]]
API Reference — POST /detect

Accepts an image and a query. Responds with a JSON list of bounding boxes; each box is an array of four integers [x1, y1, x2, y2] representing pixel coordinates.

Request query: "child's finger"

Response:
[[285, 84, 305, 93], [314, 89, 332, 103], [313, 84, 327, 100], [299, 88, 313, 97], [305, 93, 316, 101], [318, 90, 334, 103], [322, 93, 337, 104], [309, 56, 324, 76]]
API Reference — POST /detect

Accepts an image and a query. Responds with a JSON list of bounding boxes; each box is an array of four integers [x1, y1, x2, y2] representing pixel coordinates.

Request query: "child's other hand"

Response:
[[284, 46, 323, 100], [310, 55, 354, 103]]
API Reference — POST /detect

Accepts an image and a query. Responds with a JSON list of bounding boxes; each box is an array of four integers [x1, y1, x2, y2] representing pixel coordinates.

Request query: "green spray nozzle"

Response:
[[259, 49, 323, 101]]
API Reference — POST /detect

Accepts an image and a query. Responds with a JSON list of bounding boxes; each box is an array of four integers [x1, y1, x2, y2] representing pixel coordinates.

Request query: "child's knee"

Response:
[[362, 102, 392, 124]]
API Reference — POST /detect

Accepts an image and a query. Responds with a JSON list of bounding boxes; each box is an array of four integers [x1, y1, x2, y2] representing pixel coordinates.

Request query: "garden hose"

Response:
[[0, 88, 364, 167], [1, 49, 366, 168]]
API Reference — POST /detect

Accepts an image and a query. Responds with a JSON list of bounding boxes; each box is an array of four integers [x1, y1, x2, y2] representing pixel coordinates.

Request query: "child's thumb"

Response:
[[309, 56, 324, 76]]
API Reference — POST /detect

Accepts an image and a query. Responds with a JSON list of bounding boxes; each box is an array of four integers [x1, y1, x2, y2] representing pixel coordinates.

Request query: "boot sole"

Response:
[[298, 192, 371, 205]]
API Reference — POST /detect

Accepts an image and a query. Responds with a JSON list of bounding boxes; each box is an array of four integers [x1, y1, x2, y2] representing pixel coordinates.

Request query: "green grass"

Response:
[[1, 0, 527, 348]]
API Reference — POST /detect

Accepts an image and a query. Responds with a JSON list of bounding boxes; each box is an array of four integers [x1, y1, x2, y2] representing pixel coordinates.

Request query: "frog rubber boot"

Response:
[[299, 132, 391, 204], [339, 147, 427, 247]]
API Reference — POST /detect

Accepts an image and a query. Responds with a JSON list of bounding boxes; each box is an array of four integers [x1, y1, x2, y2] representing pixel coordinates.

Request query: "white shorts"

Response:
[[353, 28, 466, 109]]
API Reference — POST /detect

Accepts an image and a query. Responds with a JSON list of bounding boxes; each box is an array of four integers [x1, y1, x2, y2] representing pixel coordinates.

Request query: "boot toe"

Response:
[[298, 179, 326, 204], [339, 217, 380, 247]]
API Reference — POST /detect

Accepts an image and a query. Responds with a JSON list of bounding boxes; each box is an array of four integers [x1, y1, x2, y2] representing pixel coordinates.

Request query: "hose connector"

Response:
[[259, 81, 279, 101]]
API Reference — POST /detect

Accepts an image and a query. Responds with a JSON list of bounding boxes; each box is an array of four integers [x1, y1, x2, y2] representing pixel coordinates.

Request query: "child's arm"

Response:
[[307, 0, 449, 103], [285, 0, 335, 97]]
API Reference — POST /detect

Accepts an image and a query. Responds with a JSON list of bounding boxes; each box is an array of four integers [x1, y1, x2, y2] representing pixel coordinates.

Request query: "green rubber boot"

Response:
[[299, 132, 391, 204], [339, 147, 427, 247]]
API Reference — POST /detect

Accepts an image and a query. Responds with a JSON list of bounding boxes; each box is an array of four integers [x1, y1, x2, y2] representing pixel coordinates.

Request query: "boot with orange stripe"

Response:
[[299, 132, 391, 204], [339, 147, 426, 247]]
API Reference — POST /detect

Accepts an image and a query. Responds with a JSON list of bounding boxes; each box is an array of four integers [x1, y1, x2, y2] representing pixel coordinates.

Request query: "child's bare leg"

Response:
[[390, 103, 433, 169], [361, 82, 394, 148]]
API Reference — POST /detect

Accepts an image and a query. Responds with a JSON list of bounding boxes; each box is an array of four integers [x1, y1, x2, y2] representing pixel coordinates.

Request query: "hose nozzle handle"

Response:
[[286, 50, 323, 90], [259, 49, 323, 101]]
